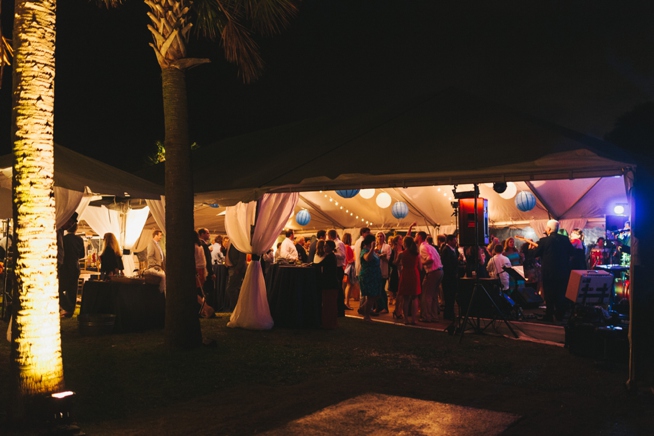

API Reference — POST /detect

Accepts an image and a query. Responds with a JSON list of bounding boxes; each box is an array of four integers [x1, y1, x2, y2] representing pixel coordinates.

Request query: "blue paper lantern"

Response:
[[335, 189, 360, 198], [515, 191, 536, 212], [296, 209, 311, 226], [391, 201, 409, 219]]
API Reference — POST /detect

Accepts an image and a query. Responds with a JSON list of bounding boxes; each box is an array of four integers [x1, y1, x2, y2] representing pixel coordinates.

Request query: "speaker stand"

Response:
[[458, 280, 519, 342]]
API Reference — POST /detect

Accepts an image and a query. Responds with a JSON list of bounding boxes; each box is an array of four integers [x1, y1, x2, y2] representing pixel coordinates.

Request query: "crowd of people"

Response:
[[57, 217, 625, 323]]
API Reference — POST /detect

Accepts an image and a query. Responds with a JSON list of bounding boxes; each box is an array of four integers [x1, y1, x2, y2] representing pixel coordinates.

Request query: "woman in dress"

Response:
[[398, 236, 421, 325], [342, 232, 356, 310], [358, 234, 383, 322], [100, 232, 124, 278], [503, 237, 524, 293], [388, 234, 403, 319]]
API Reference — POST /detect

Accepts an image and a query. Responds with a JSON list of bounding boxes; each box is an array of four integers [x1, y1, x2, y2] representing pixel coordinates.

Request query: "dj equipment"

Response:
[[565, 270, 613, 306]]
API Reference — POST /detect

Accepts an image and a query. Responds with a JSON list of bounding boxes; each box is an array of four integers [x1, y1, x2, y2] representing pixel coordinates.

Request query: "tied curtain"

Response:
[[80, 205, 150, 276], [225, 192, 299, 330]]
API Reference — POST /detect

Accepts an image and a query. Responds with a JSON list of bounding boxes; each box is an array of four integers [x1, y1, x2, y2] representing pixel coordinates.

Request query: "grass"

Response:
[[1, 313, 652, 435]]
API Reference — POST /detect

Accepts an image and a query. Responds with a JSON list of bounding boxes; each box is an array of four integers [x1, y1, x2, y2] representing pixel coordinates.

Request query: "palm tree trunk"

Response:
[[8, 0, 64, 425], [161, 66, 202, 348]]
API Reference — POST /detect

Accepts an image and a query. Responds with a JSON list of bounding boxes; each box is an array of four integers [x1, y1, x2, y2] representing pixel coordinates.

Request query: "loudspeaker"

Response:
[[512, 286, 544, 309], [457, 277, 511, 318], [458, 198, 489, 246]]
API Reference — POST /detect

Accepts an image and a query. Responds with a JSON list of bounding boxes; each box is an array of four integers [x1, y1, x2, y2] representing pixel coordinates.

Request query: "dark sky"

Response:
[[1, 0, 653, 172]]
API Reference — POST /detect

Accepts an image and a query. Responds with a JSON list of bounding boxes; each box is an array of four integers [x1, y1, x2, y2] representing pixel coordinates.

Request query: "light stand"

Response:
[[456, 184, 518, 342]]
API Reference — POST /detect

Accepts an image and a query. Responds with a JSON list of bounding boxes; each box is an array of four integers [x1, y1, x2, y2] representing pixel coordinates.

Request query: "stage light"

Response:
[[493, 182, 507, 193], [614, 204, 626, 215]]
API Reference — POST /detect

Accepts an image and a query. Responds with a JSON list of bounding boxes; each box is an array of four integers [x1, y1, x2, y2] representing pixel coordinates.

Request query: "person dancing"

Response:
[[398, 236, 421, 325], [358, 234, 383, 322]]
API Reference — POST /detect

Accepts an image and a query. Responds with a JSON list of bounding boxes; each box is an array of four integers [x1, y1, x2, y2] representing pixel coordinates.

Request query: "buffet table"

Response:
[[80, 279, 165, 333], [266, 264, 321, 328]]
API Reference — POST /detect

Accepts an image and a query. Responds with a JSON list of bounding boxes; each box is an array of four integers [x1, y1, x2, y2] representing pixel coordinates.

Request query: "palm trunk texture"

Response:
[[8, 0, 65, 424]]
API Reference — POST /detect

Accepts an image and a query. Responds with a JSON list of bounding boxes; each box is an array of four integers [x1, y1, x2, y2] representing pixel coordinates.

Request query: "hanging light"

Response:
[[359, 189, 375, 199], [391, 201, 409, 219], [515, 191, 536, 212], [376, 192, 392, 208], [336, 189, 360, 198], [295, 209, 311, 226], [499, 182, 517, 199]]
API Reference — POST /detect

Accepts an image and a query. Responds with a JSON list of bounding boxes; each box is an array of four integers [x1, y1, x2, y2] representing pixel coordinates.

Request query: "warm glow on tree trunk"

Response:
[[9, 0, 64, 420]]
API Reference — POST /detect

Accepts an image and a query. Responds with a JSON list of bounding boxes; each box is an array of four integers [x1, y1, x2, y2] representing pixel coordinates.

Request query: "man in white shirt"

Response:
[[280, 229, 299, 262], [487, 244, 512, 291], [145, 229, 166, 294]]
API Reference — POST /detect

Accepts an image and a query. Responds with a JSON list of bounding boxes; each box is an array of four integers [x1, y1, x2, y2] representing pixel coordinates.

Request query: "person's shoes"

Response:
[[375, 309, 389, 315], [60, 311, 73, 318], [392, 312, 403, 320], [344, 305, 353, 310], [357, 308, 365, 315], [369, 311, 379, 316]]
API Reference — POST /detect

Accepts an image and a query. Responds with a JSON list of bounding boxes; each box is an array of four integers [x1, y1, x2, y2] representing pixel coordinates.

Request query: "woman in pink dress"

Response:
[[398, 236, 421, 325]]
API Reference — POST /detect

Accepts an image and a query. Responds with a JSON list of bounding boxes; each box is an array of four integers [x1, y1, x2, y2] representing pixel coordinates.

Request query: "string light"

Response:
[[318, 191, 372, 227]]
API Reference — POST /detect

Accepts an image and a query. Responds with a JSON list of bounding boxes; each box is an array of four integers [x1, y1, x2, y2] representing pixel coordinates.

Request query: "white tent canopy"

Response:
[[0, 144, 165, 274]]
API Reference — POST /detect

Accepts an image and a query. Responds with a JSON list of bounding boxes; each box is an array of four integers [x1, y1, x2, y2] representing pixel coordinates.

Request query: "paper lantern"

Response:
[[391, 201, 409, 219], [335, 189, 360, 198], [515, 191, 536, 212], [296, 209, 311, 226], [499, 181, 517, 199], [376, 192, 392, 208], [359, 188, 375, 199]]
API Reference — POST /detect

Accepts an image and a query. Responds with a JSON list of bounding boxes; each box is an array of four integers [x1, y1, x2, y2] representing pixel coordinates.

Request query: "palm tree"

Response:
[[8, 0, 65, 426], [99, 0, 298, 348]]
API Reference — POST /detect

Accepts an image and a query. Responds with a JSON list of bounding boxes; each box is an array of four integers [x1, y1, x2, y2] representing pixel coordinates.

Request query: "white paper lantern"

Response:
[[359, 188, 375, 199], [499, 181, 517, 199], [376, 192, 392, 208]]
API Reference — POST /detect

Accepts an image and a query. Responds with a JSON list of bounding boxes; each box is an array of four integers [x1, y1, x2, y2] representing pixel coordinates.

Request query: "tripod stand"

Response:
[[453, 187, 518, 342]]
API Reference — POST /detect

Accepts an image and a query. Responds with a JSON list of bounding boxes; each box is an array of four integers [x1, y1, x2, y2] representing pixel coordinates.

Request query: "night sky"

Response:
[[1, 0, 653, 172]]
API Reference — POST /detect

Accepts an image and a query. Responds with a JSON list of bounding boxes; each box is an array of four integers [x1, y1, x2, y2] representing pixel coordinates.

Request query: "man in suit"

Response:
[[146, 229, 166, 294], [224, 239, 247, 311], [533, 219, 574, 321]]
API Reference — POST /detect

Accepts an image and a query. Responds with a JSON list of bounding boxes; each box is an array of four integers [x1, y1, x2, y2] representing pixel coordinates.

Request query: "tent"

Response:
[[140, 88, 653, 390], [0, 144, 165, 274], [138, 88, 633, 234]]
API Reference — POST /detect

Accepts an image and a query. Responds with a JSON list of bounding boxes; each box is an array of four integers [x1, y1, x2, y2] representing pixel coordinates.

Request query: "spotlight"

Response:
[[613, 204, 626, 215], [493, 182, 507, 193]]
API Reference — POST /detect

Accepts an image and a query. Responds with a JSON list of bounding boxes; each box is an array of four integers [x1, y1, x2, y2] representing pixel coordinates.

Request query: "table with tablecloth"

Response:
[[80, 279, 165, 333], [212, 264, 229, 311], [266, 264, 321, 328]]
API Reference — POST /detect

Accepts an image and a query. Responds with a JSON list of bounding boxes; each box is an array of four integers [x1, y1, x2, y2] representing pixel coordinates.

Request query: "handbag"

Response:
[[197, 294, 215, 318]]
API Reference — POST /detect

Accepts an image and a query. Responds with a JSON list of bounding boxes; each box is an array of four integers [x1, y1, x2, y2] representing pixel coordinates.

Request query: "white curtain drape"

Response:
[[54, 186, 92, 229], [123, 207, 150, 250], [146, 196, 165, 233], [226, 192, 299, 330]]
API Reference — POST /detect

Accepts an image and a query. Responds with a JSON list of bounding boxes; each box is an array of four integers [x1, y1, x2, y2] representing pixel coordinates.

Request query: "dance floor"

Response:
[[262, 393, 520, 435], [345, 300, 565, 346]]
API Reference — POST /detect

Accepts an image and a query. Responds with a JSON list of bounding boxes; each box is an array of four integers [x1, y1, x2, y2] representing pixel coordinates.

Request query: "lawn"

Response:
[[1, 314, 651, 435]]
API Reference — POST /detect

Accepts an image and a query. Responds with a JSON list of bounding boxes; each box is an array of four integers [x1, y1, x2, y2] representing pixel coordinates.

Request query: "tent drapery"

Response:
[[226, 192, 299, 330]]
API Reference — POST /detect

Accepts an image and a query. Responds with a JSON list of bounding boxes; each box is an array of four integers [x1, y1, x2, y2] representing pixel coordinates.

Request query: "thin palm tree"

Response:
[[8, 0, 65, 427], [99, 0, 298, 348]]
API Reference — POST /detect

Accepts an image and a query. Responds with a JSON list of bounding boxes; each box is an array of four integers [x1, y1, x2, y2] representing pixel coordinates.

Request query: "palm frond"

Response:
[[192, 0, 229, 41], [221, 17, 264, 83], [245, 0, 299, 37], [91, 0, 124, 8]]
